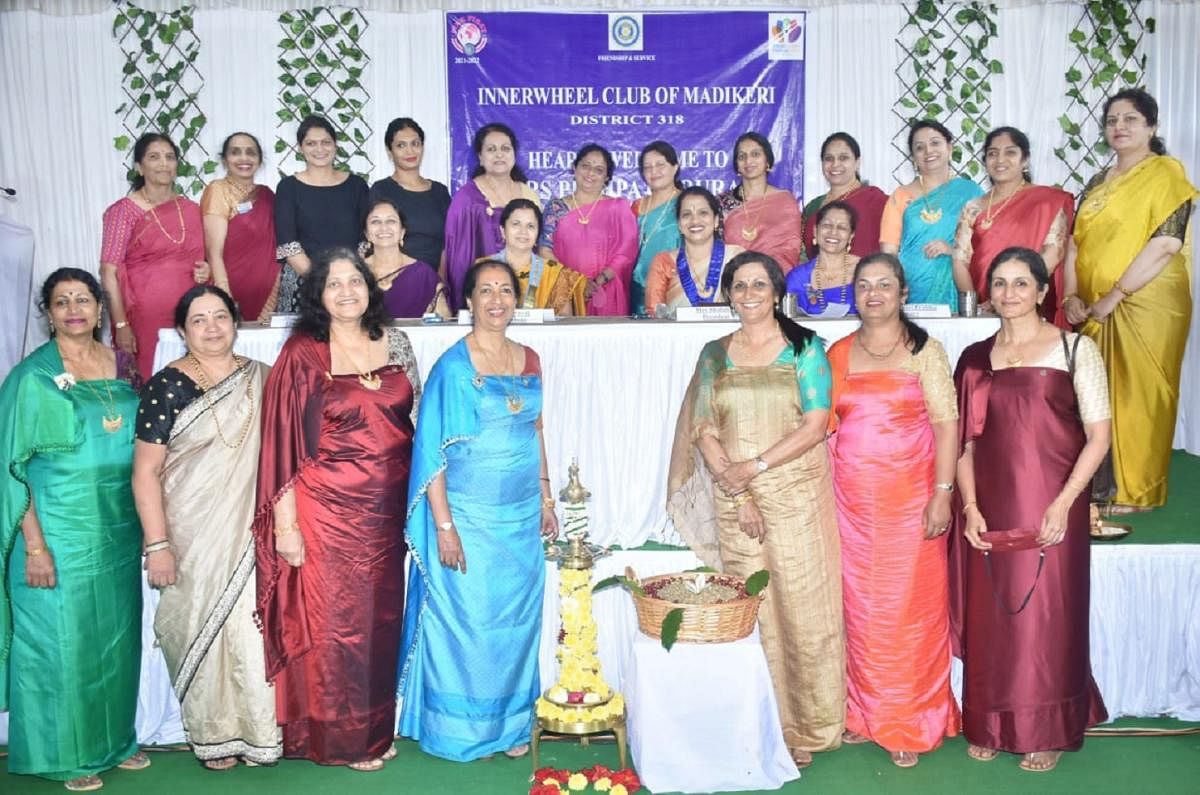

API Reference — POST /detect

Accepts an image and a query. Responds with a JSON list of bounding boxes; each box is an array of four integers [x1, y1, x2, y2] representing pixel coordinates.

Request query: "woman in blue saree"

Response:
[[399, 259, 560, 762], [630, 140, 683, 314], [881, 120, 983, 311]]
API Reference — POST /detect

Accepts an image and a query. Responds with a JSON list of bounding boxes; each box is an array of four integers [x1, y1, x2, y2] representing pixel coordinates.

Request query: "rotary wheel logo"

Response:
[[451, 15, 488, 56], [611, 15, 641, 47]]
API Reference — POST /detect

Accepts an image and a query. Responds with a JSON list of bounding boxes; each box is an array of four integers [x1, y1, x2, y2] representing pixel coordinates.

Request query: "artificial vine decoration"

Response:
[[275, 7, 373, 177], [112, 2, 216, 196], [893, 1, 1002, 183], [1056, 0, 1154, 192]]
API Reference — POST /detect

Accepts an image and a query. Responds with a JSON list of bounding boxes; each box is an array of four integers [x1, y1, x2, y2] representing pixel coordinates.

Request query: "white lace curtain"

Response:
[[0, 0, 1197, 449]]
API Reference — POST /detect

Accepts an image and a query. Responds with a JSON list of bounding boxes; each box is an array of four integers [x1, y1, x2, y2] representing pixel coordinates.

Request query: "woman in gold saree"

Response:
[[668, 251, 844, 768], [1063, 89, 1197, 510], [131, 286, 281, 768]]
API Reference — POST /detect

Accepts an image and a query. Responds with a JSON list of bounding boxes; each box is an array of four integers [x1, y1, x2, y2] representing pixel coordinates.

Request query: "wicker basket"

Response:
[[629, 569, 764, 644]]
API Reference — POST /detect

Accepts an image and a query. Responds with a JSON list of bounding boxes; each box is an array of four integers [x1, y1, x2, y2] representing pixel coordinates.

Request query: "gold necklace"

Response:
[[141, 191, 187, 245], [739, 185, 767, 241], [570, 194, 602, 225], [59, 341, 123, 432], [856, 331, 903, 360], [825, 180, 861, 203], [979, 182, 1026, 230], [479, 177, 515, 217], [472, 334, 524, 414], [810, 253, 853, 305], [330, 334, 382, 390], [187, 353, 254, 448], [637, 189, 678, 247], [917, 175, 943, 224]]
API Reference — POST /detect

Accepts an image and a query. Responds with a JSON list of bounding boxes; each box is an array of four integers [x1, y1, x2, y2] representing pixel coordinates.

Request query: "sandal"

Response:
[[346, 758, 385, 772], [841, 730, 870, 745], [117, 751, 151, 771], [1019, 750, 1062, 772], [503, 744, 530, 759], [64, 776, 103, 792], [790, 748, 813, 769], [967, 744, 999, 762], [890, 751, 919, 768], [202, 757, 238, 771], [381, 745, 398, 762]]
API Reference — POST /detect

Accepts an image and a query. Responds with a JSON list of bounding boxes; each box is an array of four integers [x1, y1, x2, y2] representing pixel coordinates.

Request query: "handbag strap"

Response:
[[982, 549, 1045, 615], [1061, 331, 1083, 379]]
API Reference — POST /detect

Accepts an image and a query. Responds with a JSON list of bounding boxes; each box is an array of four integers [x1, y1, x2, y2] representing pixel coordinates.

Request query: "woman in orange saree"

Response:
[[827, 253, 960, 768], [717, 132, 804, 273], [952, 127, 1073, 325], [1063, 89, 1196, 510]]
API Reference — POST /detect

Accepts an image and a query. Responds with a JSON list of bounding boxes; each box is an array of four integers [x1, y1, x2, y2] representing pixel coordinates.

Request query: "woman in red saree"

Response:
[[101, 133, 208, 379], [539, 143, 638, 316], [717, 132, 804, 273], [801, 133, 887, 261], [952, 127, 1073, 325], [254, 247, 421, 770], [201, 132, 279, 322], [826, 253, 960, 768], [954, 247, 1110, 773]]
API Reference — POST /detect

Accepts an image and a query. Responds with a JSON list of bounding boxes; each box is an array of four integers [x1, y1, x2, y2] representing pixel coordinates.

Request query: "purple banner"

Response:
[[446, 11, 807, 202]]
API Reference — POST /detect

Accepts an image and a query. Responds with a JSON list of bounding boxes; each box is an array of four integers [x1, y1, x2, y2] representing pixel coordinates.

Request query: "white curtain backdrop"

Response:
[[0, 1, 1196, 449]]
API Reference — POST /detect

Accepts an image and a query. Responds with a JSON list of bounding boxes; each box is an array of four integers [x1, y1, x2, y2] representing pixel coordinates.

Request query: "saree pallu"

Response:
[[444, 180, 540, 310], [1074, 156, 1197, 507], [103, 196, 205, 378], [667, 340, 845, 753], [490, 251, 587, 316], [631, 195, 681, 315], [952, 339, 1107, 752], [0, 342, 141, 781], [254, 332, 414, 764], [801, 186, 888, 260], [381, 260, 445, 318], [826, 338, 958, 753], [964, 185, 1073, 326], [221, 186, 279, 323], [544, 197, 639, 316], [718, 190, 804, 272], [899, 178, 983, 311], [155, 359, 280, 763], [399, 340, 545, 761]]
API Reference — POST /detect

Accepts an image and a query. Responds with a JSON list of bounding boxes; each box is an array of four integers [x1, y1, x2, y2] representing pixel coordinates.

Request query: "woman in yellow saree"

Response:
[[483, 199, 586, 316], [1064, 89, 1197, 510]]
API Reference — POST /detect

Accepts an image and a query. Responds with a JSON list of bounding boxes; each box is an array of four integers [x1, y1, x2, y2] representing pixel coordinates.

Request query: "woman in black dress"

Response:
[[370, 117, 451, 275]]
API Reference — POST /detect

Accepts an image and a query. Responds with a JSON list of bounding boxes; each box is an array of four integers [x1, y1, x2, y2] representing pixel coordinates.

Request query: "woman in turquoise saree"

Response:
[[881, 121, 983, 312], [631, 140, 683, 314], [399, 260, 559, 762], [0, 268, 147, 792]]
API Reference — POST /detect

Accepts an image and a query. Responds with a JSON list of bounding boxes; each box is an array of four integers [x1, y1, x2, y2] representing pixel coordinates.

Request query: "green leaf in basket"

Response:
[[660, 608, 684, 651], [685, 566, 718, 573], [591, 575, 644, 597], [745, 569, 770, 597]]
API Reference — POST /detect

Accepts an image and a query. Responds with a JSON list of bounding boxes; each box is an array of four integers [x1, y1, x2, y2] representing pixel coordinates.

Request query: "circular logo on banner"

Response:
[[771, 17, 803, 45], [450, 15, 488, 56], [611, 15, 641, 48]]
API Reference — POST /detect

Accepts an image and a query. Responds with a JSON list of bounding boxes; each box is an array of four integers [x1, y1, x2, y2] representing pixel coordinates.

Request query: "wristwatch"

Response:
[[755, 457, 769, 473], [437, 520, 455, 532], [115, 320, 130, 329], [935, 482, 954, 493]]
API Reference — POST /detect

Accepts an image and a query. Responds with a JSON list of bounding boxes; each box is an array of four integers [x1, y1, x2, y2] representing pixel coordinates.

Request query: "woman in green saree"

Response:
[[0, 268, 148, 792]]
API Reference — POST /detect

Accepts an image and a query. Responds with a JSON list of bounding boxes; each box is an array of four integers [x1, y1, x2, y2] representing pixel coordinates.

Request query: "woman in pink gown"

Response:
[[539, 143, 638, 316]]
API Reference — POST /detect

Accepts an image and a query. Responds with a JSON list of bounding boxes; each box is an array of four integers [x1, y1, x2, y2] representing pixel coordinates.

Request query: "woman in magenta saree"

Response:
[[101, 133, 206, 379], [953, 247, 1110, 773], [540, 144, 638, 316], [254, 248, 421, 770]]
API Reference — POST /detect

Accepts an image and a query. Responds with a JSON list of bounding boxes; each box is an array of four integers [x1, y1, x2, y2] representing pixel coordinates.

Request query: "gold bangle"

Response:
[[1113, 281, 1133, 297], [732, 491, 755, 508], [115, 320, 130, 329], [274, 522, 299, 538], [1060, 293, 1079, 307], [25, 546, 46, 557], [542, 497, 556, 510], [961, 500, 977, 516], [143, 539, 172, 555]]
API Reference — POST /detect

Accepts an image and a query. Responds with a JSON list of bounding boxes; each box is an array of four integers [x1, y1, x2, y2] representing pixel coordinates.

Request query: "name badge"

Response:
[[236, 201, 254, 215], [674, 305, 737, 322]]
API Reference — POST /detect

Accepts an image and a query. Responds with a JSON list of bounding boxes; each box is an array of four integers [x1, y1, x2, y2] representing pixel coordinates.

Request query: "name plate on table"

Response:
[[456, 308, 554, 325], [903, 303, 952, 319], [674, 305, 737, 322], [268, 313, 298, 328]]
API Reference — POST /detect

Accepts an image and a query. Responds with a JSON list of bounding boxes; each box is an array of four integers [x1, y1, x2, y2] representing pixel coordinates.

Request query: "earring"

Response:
[[812, 236, 817, 248]]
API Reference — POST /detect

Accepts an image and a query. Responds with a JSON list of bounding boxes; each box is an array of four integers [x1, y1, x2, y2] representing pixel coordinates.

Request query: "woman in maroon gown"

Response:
[[254, 246, 421, 771], [953, 246, 1110, 773]]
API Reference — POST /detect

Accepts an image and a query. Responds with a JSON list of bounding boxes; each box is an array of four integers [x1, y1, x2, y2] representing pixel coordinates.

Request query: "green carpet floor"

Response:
[[1113, 451, 1200, 543], [5, 723, 1200, 795]]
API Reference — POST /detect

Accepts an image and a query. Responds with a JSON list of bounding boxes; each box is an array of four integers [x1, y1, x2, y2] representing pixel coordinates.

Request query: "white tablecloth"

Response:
[[153, 317, 1000, 549], [626, 628, 800, 794]]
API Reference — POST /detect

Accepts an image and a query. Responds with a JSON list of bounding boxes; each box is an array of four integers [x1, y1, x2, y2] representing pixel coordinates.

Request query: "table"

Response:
[[625, 628, 800, 793], [153, 317, 1000, 549]]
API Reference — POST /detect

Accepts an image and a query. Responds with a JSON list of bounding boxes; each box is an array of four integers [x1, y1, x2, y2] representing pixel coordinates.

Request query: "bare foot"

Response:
[[1019, 750, 1062, 772], [841, 730, 870, 744], [891, 750, 919, 768], [202, 757, 237, 771], [503, 744, 530, 759], [347, 758, 385, 772], [381, 745, 398, 761], [790, 748, 813, 768], [117, 751, 151, 771], [967, 744, 999, 761]]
